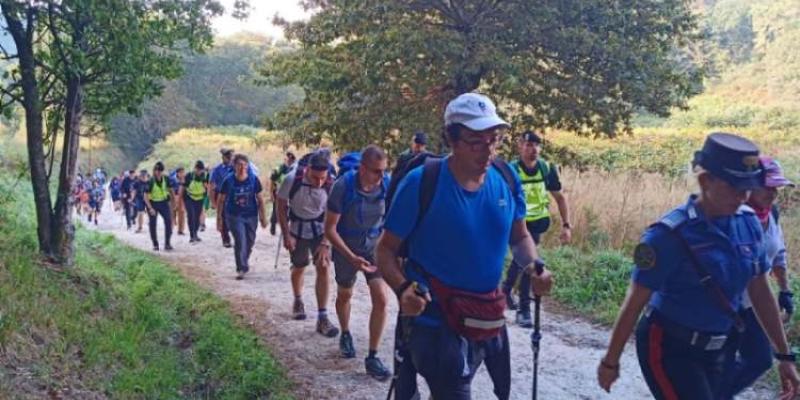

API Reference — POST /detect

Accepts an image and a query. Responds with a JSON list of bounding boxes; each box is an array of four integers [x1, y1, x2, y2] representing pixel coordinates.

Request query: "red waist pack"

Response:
[[427, 275, 507, 341]]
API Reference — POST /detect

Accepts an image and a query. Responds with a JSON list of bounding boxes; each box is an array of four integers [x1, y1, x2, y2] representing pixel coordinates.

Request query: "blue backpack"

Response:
[[337, 169, 390, 239], [337, 151, 362, 178]]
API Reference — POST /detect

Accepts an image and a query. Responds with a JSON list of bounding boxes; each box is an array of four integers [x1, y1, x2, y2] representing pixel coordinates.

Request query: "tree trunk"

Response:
[[2, 5, 55, 257], [51, 77, 83, 266]]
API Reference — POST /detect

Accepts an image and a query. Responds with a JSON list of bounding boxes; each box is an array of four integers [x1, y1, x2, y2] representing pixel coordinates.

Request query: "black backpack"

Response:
[[391, 155, 518, 256], [288, 150, 336, 201]]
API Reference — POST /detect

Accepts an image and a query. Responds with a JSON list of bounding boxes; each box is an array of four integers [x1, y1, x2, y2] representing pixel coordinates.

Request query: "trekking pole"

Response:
[[274, 234, 282, 269], [531, 259, 545, 400]]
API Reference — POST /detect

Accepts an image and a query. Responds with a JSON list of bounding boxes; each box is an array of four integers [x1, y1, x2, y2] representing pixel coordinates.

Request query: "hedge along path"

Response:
[[89, 196, 768, 399]]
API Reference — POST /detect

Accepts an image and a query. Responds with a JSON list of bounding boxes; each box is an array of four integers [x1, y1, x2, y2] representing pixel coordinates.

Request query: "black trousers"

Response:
[[636, 313, 735, 400], [148, 200, 172, 247], [502, 217, 551, 311], [122, 197, 135, 228], [185, 196, 204, 239]]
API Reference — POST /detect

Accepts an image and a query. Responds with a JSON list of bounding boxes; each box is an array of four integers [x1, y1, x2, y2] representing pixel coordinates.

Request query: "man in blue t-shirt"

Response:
[[217, 154, 267, 280], [377, 93, 554, 399], [211, 148, 235, 248]]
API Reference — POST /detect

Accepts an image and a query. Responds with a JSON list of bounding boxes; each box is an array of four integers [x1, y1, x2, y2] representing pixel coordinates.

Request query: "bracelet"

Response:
[[394, 281, 413, 298], [774, 352, 797, 362], [600, 359, 620, 371]]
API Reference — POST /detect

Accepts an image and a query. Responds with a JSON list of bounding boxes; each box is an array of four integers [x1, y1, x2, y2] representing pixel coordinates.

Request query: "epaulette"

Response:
[[655, 208, 688, 230], [736, 204, 755, 215]]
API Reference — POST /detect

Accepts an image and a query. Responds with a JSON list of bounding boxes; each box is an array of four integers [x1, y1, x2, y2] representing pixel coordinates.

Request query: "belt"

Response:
[[645, 308, 729, 351]]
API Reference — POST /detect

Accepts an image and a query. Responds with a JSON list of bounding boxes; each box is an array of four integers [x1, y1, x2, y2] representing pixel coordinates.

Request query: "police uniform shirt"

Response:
[[632, 195, 770, 333]]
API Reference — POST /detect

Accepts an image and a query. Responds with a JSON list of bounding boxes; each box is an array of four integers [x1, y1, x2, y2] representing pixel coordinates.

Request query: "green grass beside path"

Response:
[[0, 174, 292, 399]]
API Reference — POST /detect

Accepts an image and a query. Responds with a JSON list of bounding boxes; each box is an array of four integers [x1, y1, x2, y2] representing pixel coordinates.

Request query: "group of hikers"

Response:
[[72, 168, 108, 225], [78, 92, 800, 399]]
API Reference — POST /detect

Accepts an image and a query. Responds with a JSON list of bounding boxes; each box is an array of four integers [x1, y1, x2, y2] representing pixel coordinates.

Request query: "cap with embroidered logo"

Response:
[[444, 93, 510, 131]]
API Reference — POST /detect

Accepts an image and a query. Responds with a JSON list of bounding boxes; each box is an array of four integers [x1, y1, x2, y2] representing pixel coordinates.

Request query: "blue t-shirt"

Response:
[[220, 174, 263, 218], [211, 163, 234, 188], [632, 196, 769, 333], [385, 157, 526, 292]]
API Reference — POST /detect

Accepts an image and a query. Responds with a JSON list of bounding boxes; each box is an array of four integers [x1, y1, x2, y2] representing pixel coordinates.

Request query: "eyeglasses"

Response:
[[460, 134, 506, 151]]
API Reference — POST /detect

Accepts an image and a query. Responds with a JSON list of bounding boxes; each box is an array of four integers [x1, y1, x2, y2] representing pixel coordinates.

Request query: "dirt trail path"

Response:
[[87, 199, 768, 399]]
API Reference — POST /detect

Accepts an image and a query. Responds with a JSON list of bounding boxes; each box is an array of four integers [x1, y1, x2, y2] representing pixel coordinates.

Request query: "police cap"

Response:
[[692, 132, 762, 190]]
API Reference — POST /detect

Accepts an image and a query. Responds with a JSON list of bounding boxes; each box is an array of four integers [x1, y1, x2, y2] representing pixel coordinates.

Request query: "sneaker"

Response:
[[164, 244, 174, 251], [365, 356, 392, 382], [339, 332, 356, 358], [178, 231, 185, 236], [223, 241, 232, 248], [200, 224, 206, 232], [516, 309, 533, 329], [504, 290, 518, 311], [189, 237, 196, 243], [292, 299, 306, 320], [153, 244, 159, 251], [236, 271, 245, 280], [316, 317, 339, 338]]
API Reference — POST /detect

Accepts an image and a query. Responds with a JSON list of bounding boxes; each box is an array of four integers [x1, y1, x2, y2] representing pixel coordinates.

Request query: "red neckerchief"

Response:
[[749, 203, 771, 224]]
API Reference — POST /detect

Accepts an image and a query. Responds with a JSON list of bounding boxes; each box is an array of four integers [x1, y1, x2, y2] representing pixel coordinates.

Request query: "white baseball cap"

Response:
[[444, 93, 510, 131]]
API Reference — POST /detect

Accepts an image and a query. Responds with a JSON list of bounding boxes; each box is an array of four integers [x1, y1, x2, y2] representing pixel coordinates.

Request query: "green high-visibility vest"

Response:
[[149, 177, 170, 202], [186, 173, 207, 201], [514, 159, 550, 222]]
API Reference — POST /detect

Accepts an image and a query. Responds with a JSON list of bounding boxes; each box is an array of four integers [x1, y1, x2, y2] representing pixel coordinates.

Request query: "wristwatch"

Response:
[[774, 352, 797, 362], [394, 281, 413, 298]]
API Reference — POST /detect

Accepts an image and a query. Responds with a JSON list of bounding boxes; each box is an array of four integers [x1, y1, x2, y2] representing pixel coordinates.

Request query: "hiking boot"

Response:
[[178, 231, 185, 236], [189, 237, 196, 243], [365, 356, 392, 382], [195, 237, 202, 243], [339, 332, 356, 358], [152, 244, 160, 251], [516, 309, 533, 328], [223, 241, 232, 248], [292, 299, 306, 320], [236, 271, 245, 280], [316, 317, 339, 338], [200, 224, 206, 232], [164, 244, 174, 251]]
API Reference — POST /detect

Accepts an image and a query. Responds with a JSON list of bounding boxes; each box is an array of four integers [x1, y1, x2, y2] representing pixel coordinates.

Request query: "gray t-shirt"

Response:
[[277, 171, 329, 239], [326, 173, 386, 255]]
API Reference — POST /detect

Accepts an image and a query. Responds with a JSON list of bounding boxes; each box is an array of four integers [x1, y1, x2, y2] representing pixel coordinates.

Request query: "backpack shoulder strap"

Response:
[[339, 171, 358, 215], [289, 168, 305, 201], [772, 204, 781, 223], [490, 158, 518, 195], [418, 157, 443, 225], [537, 159, 550, 177]]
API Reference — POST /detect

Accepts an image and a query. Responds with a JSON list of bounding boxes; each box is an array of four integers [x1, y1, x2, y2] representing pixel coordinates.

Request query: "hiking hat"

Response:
[[444, 93, 510, 131], [220, 148, 234, 156], [413, 131, 428, 145], [195, 160, 205, 170], [692, 132, 762, 190], [760, 156, 794, 188]]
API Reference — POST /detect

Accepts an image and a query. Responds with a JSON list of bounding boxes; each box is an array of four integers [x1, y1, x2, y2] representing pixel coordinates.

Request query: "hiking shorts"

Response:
[[289, 235, 325, 268], [332, 249, 381, 289]]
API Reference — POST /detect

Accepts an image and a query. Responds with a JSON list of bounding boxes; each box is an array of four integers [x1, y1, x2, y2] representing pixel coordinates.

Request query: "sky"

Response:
[[212, 1, 312, 39]]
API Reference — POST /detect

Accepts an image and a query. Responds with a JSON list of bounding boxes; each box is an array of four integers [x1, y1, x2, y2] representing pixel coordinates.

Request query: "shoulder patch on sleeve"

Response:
[[634, 243, 657, 270], [656, 209, 687, 230]]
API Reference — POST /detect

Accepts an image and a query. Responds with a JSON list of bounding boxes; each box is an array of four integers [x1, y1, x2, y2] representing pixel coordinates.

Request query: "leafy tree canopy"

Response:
[[260, 0, 704, 153]]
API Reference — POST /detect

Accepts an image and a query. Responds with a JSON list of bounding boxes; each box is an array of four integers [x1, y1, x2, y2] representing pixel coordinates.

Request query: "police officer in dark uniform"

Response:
[[597, 132, 799, 399]]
